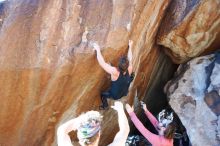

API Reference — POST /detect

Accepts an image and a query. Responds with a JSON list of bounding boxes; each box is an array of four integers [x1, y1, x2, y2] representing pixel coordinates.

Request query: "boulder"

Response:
[[157, 0, 220, 63], [164, 52, 220, 146]]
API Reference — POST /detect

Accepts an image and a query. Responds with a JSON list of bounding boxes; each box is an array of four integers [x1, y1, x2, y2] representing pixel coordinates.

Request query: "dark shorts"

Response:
[[101, 91, 112, 98], [101, 91, 121, 100]]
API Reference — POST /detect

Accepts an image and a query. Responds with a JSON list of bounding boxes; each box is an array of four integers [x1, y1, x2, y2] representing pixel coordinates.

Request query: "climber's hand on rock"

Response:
[[111, 101, 123, 111], [125, 103, 134, 114], [129, 40, 133, 47], [91, 42, 100, 52]]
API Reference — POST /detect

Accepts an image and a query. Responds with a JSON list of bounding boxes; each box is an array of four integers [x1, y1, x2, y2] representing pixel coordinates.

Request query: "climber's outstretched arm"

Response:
[[127, 40, 133, 75], [140, 101, 159, 130], [57, 118, 80, 146], [92, 43, 118, 75]]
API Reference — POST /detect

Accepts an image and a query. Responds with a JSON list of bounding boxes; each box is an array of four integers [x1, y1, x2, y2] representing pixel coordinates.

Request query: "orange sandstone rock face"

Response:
[[0, 0, 172, 146], [157, 0, 220, 64]]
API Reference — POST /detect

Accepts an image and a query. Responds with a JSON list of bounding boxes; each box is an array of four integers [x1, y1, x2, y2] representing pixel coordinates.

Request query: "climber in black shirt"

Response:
[[92, 40, 134, 110]]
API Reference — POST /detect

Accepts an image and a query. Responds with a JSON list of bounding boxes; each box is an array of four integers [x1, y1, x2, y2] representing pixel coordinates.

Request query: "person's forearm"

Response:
[[57, 125, 74, 146], [127, 46, 132, 64], [117, 109, 130, 133], [144, 109, 158, 129], [108, 109, 130, 146], [128, 112, 159, 145], [96, 49, 106, 67], [57, 118, 80, 146], [95, 48, 116, 74]]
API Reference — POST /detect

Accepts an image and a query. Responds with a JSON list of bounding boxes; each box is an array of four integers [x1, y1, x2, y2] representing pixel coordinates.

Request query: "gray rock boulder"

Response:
[[164, 52, 220, 146]]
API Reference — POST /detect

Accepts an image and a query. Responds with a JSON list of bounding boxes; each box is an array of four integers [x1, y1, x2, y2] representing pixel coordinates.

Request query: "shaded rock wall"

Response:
[[0, 0, 173, 146], [128, 48, 177, 135], [158, 0, 220, 63], [164, 52, 220, 146]]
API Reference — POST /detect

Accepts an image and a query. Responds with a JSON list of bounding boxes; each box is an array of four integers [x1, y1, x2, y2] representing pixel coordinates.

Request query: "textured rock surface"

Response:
[[165, 52, 220, 146], [128, 49, 178, 136], [0, 0, 173, 146], [158, 0, 220, 63]]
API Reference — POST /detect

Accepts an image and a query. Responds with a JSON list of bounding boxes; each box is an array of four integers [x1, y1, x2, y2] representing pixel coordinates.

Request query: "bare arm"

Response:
[[108, 102, 130, 146], [144, 110, 159, 130], [127, 40, 133, 75], [125, 104, 162, 145], [57, 118, 80, 146], [141, 101, 159, 129], [128, 112, 162, 145], [92, 43, 117, 75]]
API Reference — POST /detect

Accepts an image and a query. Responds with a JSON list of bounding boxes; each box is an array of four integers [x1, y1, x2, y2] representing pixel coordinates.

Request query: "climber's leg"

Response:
[[99, 92, 110, 110]]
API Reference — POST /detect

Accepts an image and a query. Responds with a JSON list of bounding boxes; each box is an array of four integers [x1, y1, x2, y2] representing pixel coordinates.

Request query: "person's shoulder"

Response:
[[112, 67, 119, 75], [161, 136, 173, 144], [110, 68, 120, 80]]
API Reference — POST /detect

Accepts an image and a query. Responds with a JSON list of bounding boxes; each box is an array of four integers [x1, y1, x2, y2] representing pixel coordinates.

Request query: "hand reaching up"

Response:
[[125, 104, 134, 114], [111, 101, 124, 111], [140, 101, 147, 111]]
